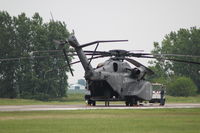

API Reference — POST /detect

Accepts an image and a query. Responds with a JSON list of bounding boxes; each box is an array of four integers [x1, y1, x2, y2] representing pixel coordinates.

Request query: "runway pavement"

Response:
[[0, 103, 200, 111]]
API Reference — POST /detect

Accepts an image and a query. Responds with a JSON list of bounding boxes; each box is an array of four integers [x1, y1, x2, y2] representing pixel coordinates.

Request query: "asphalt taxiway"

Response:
[[0, 103, 200, 111]]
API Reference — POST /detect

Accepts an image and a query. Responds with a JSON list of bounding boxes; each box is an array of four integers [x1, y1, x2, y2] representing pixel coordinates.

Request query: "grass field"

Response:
[[0, 108, 200, 133], [166, 95, 200, 103], [0, 94, 200, 105]]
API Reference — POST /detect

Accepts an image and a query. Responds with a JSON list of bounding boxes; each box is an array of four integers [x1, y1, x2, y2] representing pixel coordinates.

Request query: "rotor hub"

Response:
[[109, 49, 128, 57]]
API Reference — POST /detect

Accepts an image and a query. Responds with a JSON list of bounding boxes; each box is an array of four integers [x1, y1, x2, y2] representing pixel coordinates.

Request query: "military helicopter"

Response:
[[55, 34, 200, 106]]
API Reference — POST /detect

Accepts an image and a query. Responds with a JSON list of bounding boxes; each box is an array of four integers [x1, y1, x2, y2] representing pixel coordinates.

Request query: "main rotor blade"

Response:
[[0, 54, 66, 62], [70, 55, 108, 65], [125, 58, 154, 75], [0, 52, 107, 62], [88, 42, 100, 65], [140, 55, 200, 65], [129, 52, 200, 59], [56, 55, 108, 75], [153, 53, 200, 58], [32, 50, 63, 53], [62, 49, 74, 76], [84, 50, 111, 56], [84, 50, 200, 59], [32, 49, 76, 54], [79, 40, 128, 48]]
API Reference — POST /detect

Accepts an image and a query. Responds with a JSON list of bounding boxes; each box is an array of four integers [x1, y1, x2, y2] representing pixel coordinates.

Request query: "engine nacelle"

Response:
[[130, 66, 146, 80]]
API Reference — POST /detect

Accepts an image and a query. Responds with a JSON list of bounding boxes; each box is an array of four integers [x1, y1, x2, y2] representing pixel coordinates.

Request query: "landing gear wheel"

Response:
[[125, 96, 138, 106], [125, 101, 129, 106], [92, 101, 96, 106], [86, 100, 92, 106], [86, 100, 96, 106]]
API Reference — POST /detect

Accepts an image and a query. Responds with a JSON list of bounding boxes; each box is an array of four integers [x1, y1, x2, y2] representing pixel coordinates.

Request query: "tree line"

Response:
[[1, 11, 199, 99], [0, 11, 72, 100]]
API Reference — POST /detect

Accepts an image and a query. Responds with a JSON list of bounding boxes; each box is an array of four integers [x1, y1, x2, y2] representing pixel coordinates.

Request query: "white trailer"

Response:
[[149, 83, 166, 106]]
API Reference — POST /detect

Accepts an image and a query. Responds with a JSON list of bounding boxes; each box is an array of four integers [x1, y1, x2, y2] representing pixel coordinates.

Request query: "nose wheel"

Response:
[[86, 100, 96, 106]]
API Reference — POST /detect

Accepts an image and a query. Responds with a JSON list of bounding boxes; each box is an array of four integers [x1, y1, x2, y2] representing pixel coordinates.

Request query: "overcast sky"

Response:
[[1, 0, 200, 83]]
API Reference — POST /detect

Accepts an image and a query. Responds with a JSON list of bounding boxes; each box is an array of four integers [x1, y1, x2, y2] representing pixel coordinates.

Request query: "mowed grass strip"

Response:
[[0, 108, 200, 133], [0, 94, 85, 105], [166, 95, 200, 103]]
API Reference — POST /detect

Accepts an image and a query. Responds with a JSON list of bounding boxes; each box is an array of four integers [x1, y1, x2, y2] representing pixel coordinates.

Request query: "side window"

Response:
[[113, 62, 118, 72]]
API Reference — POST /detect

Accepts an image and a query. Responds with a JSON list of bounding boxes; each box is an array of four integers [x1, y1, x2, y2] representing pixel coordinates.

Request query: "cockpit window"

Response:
[[113, 62, 118, 72]]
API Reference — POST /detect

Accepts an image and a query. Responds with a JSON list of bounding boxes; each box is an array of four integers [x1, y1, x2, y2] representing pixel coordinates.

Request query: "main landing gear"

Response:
[[125, 96, 138, 106], [86, 100, 96, 106]]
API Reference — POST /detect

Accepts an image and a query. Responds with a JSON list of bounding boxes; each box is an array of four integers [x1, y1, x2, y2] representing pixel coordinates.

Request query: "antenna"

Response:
[[50, 11, 54, 22], [72, 29, 75, 35]]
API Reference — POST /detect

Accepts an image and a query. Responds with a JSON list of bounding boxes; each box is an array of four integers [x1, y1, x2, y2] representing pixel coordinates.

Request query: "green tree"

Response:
[[150, 27, 200, 92], [147, 61, 169, 84], [0, 11, 17, 98], [167, 76, 197, 96], [0, 11, 71, 100]]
